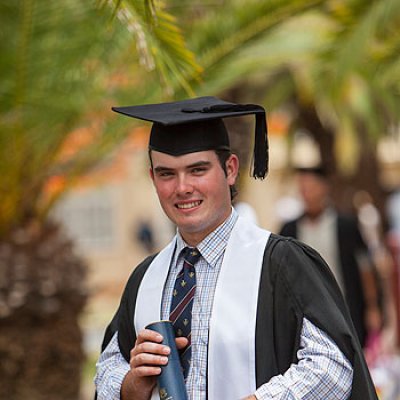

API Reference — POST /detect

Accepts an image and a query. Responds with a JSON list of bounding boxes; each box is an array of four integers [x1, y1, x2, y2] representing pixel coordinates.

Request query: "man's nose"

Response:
[[175, 175, 193, 195]]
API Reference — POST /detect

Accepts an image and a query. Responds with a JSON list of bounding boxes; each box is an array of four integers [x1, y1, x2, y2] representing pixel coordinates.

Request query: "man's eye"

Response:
[[191, 167, 206, 174], [158, 171, 174, 177]]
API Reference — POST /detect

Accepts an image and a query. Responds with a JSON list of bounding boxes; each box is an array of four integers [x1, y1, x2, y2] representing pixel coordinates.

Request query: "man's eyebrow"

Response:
[[187, 161, 211, 169], [153, 165, 174, 173], [153, 160, 211, 173]]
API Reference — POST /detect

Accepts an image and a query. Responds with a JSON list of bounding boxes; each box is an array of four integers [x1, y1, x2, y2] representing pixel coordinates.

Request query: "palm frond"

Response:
[[106, 0, 202, 95], [190, 0, 325, 70], [0, 1, 138, 234], [328, 0, 400, 87]]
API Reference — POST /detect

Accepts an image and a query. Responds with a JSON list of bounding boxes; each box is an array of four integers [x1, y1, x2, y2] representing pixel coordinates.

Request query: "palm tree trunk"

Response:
[[0, 221, 87, 400]]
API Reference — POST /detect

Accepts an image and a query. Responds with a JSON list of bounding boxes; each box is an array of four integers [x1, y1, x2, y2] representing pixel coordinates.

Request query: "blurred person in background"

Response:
[[386, 189, 400, 238], [354, 191, 398, 350], [95, 97, 377, 400], [386, 188, 400, 349], [280, 166, 383, 348], [135, 220, 156, 254]]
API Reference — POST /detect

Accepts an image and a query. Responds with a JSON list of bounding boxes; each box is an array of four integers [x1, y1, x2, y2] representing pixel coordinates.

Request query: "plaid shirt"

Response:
[[95, 210, 353, 399]]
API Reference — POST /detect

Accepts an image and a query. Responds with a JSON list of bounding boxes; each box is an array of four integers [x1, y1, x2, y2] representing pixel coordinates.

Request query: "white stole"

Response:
[[134, 217, 271, 400]]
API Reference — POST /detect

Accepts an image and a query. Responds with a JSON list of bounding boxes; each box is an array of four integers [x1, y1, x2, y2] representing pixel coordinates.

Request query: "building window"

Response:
[[53, 187, 115, 250]]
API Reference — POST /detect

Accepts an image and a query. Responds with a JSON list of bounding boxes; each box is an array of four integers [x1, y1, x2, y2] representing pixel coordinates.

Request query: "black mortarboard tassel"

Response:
[[112, 96, 269, 179]]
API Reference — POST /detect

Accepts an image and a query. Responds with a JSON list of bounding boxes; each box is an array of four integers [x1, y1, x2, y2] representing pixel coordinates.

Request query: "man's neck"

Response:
[[304, 206, 335, 223], [304, 210, 323, 221], [179, 208, 234, 247]]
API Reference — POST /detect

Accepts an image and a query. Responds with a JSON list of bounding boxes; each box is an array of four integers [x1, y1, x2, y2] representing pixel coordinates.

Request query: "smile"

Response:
[[176, 201, 202, 209]]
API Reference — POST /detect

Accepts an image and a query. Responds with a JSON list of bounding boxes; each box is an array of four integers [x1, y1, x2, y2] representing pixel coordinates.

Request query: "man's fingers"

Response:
[[176, 337, 189, 349], [133, 340, 170, 356], [132, 365, 163, 378], [136, 328, 164, 345], [131, 352, 169, 369]]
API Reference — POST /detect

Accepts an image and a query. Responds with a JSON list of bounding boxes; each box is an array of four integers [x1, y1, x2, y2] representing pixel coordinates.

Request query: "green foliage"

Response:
[[2, 0, 400, 236], [105, 0, 202, 94], [0, 1, 123, 234], [0, 0, 202, 237], [175, 0, 400, 174]]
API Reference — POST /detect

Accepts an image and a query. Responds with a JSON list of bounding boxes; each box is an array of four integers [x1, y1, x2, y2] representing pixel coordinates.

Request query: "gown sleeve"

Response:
[[256, 234, 378, 400]]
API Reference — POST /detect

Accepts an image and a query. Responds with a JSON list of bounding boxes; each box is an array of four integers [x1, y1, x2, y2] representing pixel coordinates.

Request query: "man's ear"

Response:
[[226, 154, 239, 185]]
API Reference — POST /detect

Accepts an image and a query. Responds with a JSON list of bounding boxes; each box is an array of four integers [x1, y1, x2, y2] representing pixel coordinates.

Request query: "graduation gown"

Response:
[[280, 212, 370, 346], [99, 219, 377, 400]]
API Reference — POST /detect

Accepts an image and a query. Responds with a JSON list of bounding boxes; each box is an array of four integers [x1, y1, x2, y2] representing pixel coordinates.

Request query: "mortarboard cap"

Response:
[[112, 96, 269, 179]]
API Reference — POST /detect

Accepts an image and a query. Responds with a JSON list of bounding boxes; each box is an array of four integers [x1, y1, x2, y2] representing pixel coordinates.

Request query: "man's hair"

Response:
[[215, 150, 238, 201], [148, 149, 238, 201]]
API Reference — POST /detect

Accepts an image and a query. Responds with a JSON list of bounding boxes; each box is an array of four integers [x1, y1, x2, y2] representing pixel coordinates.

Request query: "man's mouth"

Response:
[[176, 200, 202, 209]]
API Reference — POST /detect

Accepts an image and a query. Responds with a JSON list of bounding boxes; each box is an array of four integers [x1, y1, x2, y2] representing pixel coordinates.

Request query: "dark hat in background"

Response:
[[294, 165, 329, 178], [112, 96, 269, 179]]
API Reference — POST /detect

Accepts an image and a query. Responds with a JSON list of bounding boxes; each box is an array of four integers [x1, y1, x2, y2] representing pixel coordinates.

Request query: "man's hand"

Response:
[[241, 396, 257, 400], [121, 328, 188, 400]]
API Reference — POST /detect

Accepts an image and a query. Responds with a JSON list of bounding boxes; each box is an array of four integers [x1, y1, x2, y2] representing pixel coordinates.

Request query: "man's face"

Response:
[[297, 173, 329, 217], [150, 150, 239, 246]]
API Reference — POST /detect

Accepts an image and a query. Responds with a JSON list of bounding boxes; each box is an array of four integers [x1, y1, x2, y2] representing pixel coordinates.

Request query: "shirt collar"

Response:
[[303, 206, 336, 225], [174, 208, 238, 269]]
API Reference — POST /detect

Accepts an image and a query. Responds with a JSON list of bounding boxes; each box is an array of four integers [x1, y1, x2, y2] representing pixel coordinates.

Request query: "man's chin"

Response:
[[172, 210, 202, 226], [176, 219, 209, 237], [177, 221, 201, 234]]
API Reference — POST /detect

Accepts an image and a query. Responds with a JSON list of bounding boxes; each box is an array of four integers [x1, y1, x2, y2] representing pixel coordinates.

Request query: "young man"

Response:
[[279, 167, 382, 347], [95, 96, 377, 400]]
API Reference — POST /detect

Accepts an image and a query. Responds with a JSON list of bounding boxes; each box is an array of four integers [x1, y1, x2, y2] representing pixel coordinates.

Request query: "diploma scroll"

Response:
[[146, 320, 188, 400]]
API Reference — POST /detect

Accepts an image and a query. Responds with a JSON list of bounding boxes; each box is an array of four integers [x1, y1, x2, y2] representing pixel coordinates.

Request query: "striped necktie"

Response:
[[170, 247, 201, 379]]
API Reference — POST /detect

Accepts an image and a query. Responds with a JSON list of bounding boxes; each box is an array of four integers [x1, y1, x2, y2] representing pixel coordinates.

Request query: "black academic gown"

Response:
[[98, 234, 378, 400], [280, 212, 370, 346]]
